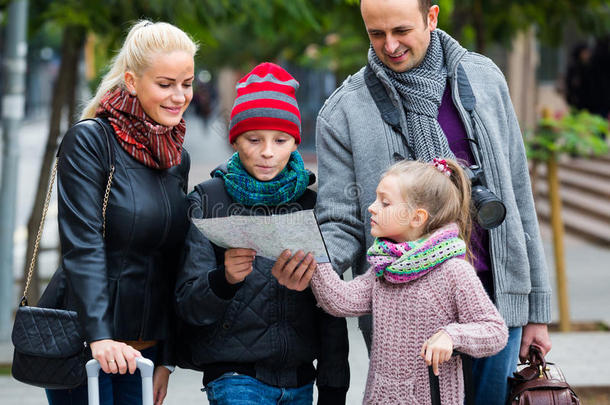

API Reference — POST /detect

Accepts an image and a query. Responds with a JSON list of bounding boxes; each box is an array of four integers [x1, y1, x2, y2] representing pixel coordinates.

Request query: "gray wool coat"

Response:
[[315, 29, 551, 329]]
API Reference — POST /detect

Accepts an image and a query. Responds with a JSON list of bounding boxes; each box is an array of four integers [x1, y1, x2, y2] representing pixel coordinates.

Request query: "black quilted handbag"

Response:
[[11, 118, 115, 389], [11, 302, 89, 389]]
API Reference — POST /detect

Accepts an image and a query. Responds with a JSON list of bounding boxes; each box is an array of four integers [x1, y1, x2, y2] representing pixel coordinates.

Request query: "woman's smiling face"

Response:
[[125, 50, 194, 127]]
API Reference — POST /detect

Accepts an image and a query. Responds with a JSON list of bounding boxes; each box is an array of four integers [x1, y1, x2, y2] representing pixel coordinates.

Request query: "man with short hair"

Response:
[[314, 0, 552, 403]]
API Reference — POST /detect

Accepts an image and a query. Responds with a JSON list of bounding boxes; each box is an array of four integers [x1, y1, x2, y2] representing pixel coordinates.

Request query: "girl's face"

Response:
[[367, 174, 428, 242], [124, 51, 194, 127], [232, 129, 297, 181]]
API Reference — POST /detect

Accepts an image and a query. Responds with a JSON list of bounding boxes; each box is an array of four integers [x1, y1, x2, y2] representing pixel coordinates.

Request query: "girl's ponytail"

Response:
[[445, 160, 472, 250]]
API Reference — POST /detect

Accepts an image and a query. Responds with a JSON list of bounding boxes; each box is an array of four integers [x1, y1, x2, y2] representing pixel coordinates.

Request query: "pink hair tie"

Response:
[[431, 158, 451, 177]]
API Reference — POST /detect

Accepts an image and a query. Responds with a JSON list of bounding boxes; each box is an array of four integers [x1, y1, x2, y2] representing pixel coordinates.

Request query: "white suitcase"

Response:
[[85, 357, 154, 405]]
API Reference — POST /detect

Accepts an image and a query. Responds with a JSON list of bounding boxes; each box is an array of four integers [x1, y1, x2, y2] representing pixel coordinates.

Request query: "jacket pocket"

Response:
[[365, 372, 418, 405]]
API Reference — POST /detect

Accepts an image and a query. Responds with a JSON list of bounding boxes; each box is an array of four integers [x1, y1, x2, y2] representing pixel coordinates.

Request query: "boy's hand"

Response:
[[420, 330, 453, 376], [152, 366, 170, 405], [271, 249, 316, 291], [224, 248, 256, 284]]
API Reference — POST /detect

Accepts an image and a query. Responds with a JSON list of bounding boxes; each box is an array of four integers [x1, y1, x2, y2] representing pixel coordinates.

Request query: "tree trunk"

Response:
[[530, 160, 539, 200], [547, 154, 570, 332], [507, 28, 538, 131], [473, 0, 486, 54], [22, 25, 85, 305], [450, 3, 469, 45], [66, 34, 82, 126]]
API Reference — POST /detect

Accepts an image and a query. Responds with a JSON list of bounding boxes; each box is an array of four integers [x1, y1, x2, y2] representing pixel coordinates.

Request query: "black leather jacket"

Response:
[[57, 118, 189, 354], [175, 168, 350, 396]]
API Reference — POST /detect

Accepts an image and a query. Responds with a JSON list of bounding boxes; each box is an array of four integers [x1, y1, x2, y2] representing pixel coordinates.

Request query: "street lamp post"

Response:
[[0, 0, 29, 341]]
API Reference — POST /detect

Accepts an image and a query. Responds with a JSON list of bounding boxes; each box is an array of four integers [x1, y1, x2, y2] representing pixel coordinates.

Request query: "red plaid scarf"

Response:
[[96, 88, 185, 169]]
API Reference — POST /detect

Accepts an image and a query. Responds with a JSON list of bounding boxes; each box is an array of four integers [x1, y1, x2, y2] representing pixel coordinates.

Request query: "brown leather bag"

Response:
[[507, 345, 580, 404]]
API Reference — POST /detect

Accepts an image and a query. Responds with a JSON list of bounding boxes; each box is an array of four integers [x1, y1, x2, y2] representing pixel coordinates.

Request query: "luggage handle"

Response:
[[86, 357, 154, 405], [428, 351, 474, 405]]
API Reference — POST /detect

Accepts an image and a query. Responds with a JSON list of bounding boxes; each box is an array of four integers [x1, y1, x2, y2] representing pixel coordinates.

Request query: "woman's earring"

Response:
[[130, 90, 136, 96]]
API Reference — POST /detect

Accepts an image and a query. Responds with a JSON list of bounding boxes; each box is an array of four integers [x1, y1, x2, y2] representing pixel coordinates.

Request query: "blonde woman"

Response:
[[45, 20, 197, 405]]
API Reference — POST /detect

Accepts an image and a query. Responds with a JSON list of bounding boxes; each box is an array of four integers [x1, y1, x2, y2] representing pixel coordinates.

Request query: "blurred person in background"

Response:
[[565, 43, 595, 112], [191, 69, 218, 124], [590, 35, 610, 120]]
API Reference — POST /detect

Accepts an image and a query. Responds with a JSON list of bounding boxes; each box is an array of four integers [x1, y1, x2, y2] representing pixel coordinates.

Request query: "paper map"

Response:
[[191, 209, 330, 263]]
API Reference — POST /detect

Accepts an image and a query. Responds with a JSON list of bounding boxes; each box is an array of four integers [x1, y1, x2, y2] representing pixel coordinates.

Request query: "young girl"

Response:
[[175, 62, 349, 404], [309, 158, 508, 405]]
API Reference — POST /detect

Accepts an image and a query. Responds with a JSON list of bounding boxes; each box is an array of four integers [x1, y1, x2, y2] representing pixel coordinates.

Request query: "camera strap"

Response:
[[363, 63, 415, 160]]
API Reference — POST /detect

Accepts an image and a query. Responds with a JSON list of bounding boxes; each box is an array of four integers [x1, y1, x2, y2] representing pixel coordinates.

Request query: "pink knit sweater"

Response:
[[312, 259, 508, 405]]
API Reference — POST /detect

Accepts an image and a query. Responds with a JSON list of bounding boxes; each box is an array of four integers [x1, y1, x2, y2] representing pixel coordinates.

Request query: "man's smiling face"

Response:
[[361, 0, 439, 73]]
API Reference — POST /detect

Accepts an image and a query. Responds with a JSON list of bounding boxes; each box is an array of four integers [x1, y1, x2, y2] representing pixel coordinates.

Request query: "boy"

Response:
[[175, 63, 350, 405]]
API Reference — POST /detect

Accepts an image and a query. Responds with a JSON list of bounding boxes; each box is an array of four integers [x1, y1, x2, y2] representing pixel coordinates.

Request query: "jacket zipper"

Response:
[[138, 174, 171, 339], [278, 286, 288, 363], [156, 173, 172, 249]]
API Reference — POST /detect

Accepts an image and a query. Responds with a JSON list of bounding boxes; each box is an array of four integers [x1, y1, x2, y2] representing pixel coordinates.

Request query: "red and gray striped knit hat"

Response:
[[229, 62, 301, 144]]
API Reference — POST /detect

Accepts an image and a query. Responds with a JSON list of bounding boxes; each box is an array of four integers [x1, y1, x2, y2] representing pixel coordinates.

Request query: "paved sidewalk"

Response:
[[2, 318, 609, 404]]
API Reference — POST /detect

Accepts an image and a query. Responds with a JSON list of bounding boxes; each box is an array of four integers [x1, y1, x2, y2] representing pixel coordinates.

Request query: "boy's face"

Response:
[[232, 129, 297, 181]]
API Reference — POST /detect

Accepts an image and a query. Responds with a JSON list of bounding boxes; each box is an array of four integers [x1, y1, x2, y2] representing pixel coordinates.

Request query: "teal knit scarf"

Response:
[[366, 223, 466, 284], [214, 151, 310, 206]]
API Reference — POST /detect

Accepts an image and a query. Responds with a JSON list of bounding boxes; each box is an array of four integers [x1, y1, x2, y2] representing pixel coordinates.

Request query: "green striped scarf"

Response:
[[214, 151, 310, 206]]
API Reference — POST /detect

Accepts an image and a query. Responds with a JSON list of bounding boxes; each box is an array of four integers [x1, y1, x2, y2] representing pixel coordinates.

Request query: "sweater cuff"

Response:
[[317, 386, 348, 405], [528, 290, 552, 324], [85, 321, 113, 344], [440, 325, 464, 349], [208, 268, 242, 300]]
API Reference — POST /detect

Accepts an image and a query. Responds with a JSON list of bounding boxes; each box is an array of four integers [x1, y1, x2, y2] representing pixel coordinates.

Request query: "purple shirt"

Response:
[[437, 83, 493, 294]]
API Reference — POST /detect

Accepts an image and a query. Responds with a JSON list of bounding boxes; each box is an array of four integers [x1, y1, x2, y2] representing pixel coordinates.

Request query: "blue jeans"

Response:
[[472, 327, 522, 405], [205, 373, 314, 405], [45, 346, 157, 405]]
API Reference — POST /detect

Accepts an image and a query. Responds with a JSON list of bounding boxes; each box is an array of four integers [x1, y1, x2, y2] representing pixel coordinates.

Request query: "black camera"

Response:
[[462, 165, 506, 230]]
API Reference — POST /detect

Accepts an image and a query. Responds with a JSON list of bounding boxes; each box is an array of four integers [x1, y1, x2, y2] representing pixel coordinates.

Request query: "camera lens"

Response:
[[471, 185, 506, 229]]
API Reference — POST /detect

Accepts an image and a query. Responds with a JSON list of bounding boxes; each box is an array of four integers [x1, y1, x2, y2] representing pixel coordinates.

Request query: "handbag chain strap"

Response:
[[102, 167, 115, 237], [22, 161, 59, 304], [22, 121, 115, 305]]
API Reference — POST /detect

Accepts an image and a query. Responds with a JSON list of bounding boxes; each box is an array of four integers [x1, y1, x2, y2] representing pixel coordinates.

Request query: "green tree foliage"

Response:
[[526, 110, 609, 162], [12, 0, 362, 80], [438, 0, 610, 53], [3, 0, 609, 86], [193, 0, 367, 79]]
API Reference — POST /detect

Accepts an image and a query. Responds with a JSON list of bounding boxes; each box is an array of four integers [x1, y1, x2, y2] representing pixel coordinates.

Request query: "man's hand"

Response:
[[271, 249, 317, 291], [224, 248, 256, 284], [421, 330, 454, 376], [520, 323, 552, 362]]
